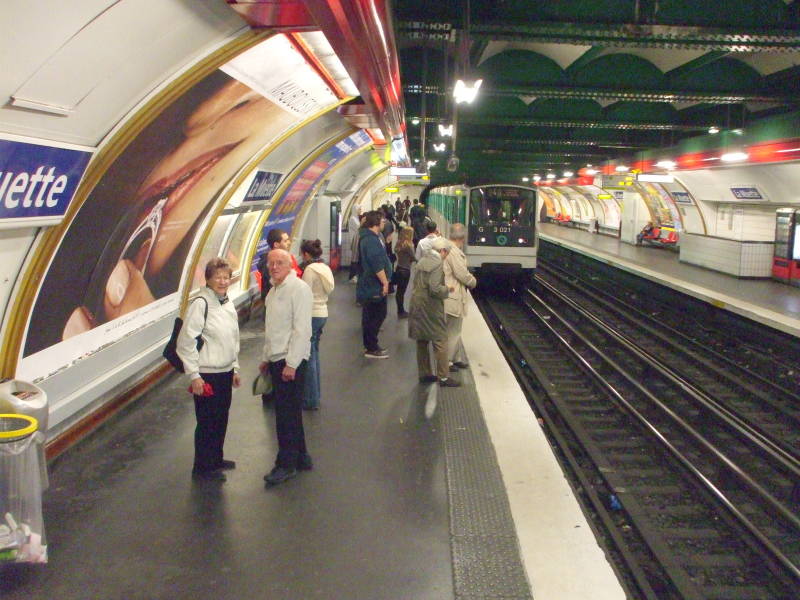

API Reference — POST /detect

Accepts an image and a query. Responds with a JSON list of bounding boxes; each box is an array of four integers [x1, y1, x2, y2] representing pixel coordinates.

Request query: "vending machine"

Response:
[[772, 208, 800, 286]]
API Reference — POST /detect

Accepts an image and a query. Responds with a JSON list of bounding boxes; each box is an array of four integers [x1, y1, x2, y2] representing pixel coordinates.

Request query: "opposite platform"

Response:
[[539, 223, 800, 338]]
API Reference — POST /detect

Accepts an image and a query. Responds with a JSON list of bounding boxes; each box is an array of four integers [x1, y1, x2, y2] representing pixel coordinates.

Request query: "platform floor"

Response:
[[540, 223, 800, 338], [0, 272, 626, 599]]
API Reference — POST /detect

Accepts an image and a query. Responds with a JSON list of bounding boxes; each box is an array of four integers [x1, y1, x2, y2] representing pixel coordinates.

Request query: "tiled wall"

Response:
[[680, 233, 773, 277]]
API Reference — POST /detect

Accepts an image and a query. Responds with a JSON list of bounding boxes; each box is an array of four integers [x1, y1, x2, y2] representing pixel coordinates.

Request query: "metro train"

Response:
[[424, 183, 538, 284]]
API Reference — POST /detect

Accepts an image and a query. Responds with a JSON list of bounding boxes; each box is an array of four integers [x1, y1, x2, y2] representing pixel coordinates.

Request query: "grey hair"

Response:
[[449, 223, 467, 240]]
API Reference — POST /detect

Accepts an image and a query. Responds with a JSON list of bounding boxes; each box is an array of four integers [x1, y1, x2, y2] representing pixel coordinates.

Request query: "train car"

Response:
[[424, 183, 537, 285]]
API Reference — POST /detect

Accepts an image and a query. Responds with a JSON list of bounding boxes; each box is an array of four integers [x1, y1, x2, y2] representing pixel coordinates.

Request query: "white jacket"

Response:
[[302, 261, 335, 317], [177, 286, 240, 380], [262, 270, 312, 368], [443, 245, 477, 318]]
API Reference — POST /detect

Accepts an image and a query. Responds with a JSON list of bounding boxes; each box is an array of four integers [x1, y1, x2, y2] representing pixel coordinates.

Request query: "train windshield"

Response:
[[469, 186, 535, 227]]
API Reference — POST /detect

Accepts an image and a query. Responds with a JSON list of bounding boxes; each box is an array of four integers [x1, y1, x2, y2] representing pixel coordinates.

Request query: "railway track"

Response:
[[476, 275, 800, 599]]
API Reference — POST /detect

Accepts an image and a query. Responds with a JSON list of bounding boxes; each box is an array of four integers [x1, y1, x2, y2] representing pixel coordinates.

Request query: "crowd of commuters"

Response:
[[177, 203, 477, 487]]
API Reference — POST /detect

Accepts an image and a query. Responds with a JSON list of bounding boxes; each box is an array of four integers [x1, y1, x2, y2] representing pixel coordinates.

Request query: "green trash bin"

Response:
[[0, 414, 47, 564]]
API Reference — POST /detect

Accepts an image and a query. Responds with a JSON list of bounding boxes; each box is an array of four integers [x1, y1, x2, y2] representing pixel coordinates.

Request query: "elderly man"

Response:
[[260, 248, 313, 486], [443, 224, 477, 371], [357, 210, 393, 358], [409, 237, 459, 387]]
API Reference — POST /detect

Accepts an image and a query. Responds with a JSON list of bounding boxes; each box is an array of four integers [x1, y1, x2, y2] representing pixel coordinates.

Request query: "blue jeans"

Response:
[[303, 317, 327, 409]]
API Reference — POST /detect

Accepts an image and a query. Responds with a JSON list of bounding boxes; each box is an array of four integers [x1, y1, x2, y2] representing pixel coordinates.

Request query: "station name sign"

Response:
[[0, 137, 92, 229]]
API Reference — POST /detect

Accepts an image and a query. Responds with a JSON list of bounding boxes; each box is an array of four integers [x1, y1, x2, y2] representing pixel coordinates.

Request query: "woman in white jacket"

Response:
[[300, 239, 335, 410], [177, 258, 240, 481]]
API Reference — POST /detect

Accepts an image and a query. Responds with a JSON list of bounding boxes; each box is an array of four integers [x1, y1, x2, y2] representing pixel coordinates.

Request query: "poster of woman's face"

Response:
[[24, 69, 298, 357]]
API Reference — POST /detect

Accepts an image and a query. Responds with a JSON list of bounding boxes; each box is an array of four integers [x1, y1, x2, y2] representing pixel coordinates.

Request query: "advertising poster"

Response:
[[0, 137, 92, 228], [21, 33, 346, 372], [253, 130, 370, 267]]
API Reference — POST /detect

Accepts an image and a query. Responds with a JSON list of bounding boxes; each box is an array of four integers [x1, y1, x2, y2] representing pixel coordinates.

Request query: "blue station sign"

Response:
[[0, 137, 93, 228]]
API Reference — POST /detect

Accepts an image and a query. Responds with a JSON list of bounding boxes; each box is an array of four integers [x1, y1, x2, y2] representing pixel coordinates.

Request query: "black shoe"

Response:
[[364, 348, 389, 359], [264, 466, 297, 486], [453, 361, 469, 369], [297, 454, 313, 471], [419, 375, 438, 383], [192, 469, 226, 481], [449, 364, 459, 372], [439, 378, 461, 387], [217, 459, 236, 470]]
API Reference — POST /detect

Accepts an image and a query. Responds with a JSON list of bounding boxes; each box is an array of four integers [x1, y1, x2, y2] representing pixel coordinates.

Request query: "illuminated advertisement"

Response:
[[0, 137, 92, 228], [20, 34, 339, 377], [253, 130, 371, 264]]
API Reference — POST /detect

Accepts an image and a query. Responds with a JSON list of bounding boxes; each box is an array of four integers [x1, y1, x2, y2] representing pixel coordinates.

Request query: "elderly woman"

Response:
[[444, 224, 477, 370], [409, 237, 459, 387], [177, 257, 241, 481]]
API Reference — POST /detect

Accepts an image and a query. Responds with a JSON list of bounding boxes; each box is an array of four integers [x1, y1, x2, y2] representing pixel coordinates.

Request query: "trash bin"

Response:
[[0, 414, 47, 563], [0, 379, 48, 491]]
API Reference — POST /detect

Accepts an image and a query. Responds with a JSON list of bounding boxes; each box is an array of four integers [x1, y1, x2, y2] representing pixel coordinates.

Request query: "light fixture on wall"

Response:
[[411, 117, 420, 125]]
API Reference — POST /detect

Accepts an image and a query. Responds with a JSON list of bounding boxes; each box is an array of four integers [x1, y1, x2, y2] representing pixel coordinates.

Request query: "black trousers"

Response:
[[361, 296, 387, 351], [394, 267, 411, 313], [193, 370, 233, 472], [269, 359, 308, 469]]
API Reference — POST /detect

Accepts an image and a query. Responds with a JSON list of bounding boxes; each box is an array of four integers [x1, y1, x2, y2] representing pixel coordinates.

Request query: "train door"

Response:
[[772, 207, 800, 285]]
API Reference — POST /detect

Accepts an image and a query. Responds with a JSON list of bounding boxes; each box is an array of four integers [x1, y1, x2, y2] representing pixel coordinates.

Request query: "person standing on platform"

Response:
[[415, 219, 439, 261], [410, 237, 459, 387], [443, 224, 477, 371], [259, 228, 302, 300], [299, 239, 335, 411], [357, 210, 393, 358], [409, 199, 428, 247], [348, 212, 363, 284], [394, 226, 416, 318], [260, 249, 313, 486], [178, 257, 241, 482]]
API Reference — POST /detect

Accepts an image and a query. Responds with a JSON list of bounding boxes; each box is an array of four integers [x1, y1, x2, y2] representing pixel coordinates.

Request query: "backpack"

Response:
[[162, 297, 208, 373]]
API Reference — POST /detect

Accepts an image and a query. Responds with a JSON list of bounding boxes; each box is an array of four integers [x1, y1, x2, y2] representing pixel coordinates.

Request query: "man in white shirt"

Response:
[[415, 220, 439, 261], [260, 249, 313, 486]]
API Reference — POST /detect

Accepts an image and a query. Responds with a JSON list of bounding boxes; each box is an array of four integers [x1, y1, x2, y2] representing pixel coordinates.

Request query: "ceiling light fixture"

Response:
[[433, 143, 446, 152], [615, 165, 629, 172], [438, 124, 453, 137], [411, 117, 420, 125], [521, 177, 529, 182], [453, 79, 482, 104], [708, 126, 720, 134], [720, 151, 748, 162], [563, 170, 574, 178], [546, 173, 556, 179], [585, 169, 598, 175], [655, 160, 676, 169], [427, 160, 437, 167], [533, 175, 541, 182]]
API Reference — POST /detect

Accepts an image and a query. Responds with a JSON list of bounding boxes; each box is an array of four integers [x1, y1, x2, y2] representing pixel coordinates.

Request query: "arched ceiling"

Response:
[[394, 0, 800, 185]]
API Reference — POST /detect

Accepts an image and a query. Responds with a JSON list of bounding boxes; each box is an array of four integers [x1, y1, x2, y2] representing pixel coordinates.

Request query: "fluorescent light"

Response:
[[615, 165, 629, 172], [521, 177, 529, 182], [438, 124, 453, 136], [655, 160, 676, 169], [533, 175, 541, 182], [546, 173, 556, 179], [637, 174, 675, 183], [563, 171, 574, 178], [414, 158, 420, 163], [721, 152, 748, 162], [411, 117, 420, 125], [731, 129, 743, 135], [586, 164, 593, 167], [453, 79, 482, 104], [585, 169, 598, 175], [708, 126, 720, 134]]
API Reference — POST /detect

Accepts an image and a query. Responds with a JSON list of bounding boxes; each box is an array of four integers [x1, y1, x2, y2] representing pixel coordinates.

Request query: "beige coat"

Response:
[[443, 245, 476, 318]]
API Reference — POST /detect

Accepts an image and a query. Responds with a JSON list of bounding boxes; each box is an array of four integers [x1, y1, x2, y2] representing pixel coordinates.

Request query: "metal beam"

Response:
[[403, 84, 796, 104], [448, 115, 711, 131], [398, 21, 800, 52]]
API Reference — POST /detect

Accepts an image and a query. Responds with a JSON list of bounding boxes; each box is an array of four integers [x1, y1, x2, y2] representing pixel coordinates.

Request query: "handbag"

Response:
[[252, 372, 273, 396], [162, 298, 208, 373]]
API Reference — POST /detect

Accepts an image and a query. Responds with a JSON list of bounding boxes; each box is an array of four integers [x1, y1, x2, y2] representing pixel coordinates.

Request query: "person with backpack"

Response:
[[177, 257, 241, 482]]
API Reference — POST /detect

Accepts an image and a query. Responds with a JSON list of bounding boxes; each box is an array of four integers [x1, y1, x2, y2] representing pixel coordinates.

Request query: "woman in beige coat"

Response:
[[443, 224, 477, 370]]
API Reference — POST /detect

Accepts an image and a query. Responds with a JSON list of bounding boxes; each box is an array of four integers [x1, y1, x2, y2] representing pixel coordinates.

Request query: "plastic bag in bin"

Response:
[[0, 415, 47, 563]]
